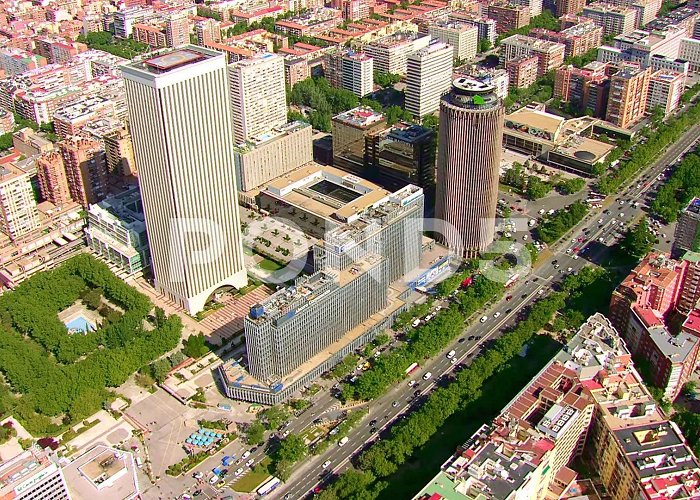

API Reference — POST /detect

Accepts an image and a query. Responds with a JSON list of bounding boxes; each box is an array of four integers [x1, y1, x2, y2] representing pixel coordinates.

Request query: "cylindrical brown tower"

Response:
[[435, 77, 504, 257]]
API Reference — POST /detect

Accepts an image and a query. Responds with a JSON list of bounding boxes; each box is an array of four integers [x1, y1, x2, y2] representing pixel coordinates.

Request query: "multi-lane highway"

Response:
[[273, 123, 700, 500]]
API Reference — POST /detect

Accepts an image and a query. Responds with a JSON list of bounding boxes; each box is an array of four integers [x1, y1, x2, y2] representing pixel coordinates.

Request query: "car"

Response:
[[392, 401, 399, 407], [370, 427, 377, 433], [241, 451, 251, 460], [282, 430, 290, 438], [506, 295, 513, 301], [339, 437, 349, 447], [468, 335, 475, 341], [193, 471, 204, 480], [458, 338, 466, 343], [480, 316, 488, 323], [209, 475, 219, 485], [554, 264, 560, 269], [567, 267, 573, 272], [521, 294, 528, 299], [193, 491, 202, 497], [620, 213, 624, 218], [182, 495, 192, 500], [493, 312, 501, 319], [408, 380, 416, 387], [447, 350, 456, 359], [573, 247, 579, 252], [323, 460, 332, 469], [573, 255, 579, 260], [450, 358, 457, 364], [537, 289, 544, 295], [235, 467, 244, 476], [620, 200, 625, 205], [552, 259, 558, 265], [245, 459, 255, 467], [423, 372, 432, 380], [414, 389, 421, 396], [505, 308, 512, 314]]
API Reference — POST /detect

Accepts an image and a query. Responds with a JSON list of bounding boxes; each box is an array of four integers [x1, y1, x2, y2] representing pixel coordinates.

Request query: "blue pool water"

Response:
[[65, 316, 96, 333]]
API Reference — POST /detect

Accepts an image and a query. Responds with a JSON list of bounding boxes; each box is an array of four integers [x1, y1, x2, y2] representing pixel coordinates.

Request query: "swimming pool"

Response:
[[65, 316, 96, 333]]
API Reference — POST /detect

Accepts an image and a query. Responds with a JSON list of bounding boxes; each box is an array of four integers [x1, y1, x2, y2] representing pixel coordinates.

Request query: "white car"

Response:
[[480, 316, 488, 323], [447, 350, 456, 359], [241, 451, 251, 460], [493, 312, 501, 319], [620, 200, 625, 205], [209, 475, 220, 485], [193, 471, 204, 480], [245, 459, 255, 467], [408, 380, 416, 387], [537, 289, 544, 295], [598, 218, 603, 223], [323, 460, 332, 469], [234, 468, 244, 476], [573, 255, 579, 260], [567, 267, 573, 272], [423, 372, 432, 380], [450, 358, 457, 364]]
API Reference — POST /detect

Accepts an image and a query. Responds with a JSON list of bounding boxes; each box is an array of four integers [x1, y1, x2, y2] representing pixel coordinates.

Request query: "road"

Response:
[[274, 123, 700, 500]]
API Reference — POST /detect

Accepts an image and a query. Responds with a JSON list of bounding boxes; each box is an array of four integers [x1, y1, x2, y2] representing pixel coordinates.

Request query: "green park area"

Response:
[[0, 254, 182, 437], [231, 457, 273, 492]]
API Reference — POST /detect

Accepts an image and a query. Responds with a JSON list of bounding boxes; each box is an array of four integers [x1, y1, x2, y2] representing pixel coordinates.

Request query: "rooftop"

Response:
[[0, 447, 60, 498], [684, 197, 700, 216], [505, 106, 566, 139], [233, 120, 310, 152], [614, 422, 700, 478], [332, 106, 385, 129], [501, 34, 566, 52], [53, 95, 113, 123], [123, 46, 222, 77], [62, 445, 139, 500]]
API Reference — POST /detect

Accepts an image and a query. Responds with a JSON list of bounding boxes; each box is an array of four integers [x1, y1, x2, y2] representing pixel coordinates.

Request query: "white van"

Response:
[[136, 457, 143, 468], [446, 350, 456, 359], [338, 437, 349, 447]]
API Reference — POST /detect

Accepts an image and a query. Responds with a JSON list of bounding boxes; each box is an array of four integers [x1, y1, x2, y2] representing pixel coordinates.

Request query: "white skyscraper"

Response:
[[228, 53, 287, 144], [122, 46, 248, 314], [406, 42, 454, 118], [342, 52, 374, 97]]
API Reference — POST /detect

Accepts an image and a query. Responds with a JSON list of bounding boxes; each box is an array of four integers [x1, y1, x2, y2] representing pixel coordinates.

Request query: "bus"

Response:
[[405, 362, 419, 375], [257, 477, 281, 497]]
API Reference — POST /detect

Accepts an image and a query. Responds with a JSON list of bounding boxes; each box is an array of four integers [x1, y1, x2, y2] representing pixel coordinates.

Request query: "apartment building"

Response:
[[674, 198, 700, 257], [626, 306, 699, 399], [679, 38, 700, 72], [364, 32, 431, 75], [605, 64, 651, 128], [342, 52, 373, 97], [228, 53, 287, 144], [650, 54, 690, 74], [613, 27, 688, 68], [36, 151, 72, 207], [0, 48, 47, 76], [59, 136, 108, 208], [500, 35, 566, 76], [234, 121, 313, 192], [194, 18, 221, 45], [486, 2, 531, 33], [133, 23, 168, 49], [506, 56, 539, 88], [428, 21, 479, 62], [0, 447, 71, 500], [647, 69, 685, 117], [583, 3, 637, 37], [447, 12, 497, 45], [555, 0, 586, 17], [165, 11, 190, 48], [531, 20, 603, 59], [405, 42, 453, 118], [0, 162, 40, 241], [53, 96, 116, 139]]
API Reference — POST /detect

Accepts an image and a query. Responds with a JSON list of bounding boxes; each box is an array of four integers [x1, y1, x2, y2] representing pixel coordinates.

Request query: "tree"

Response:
[[478, 38, 492, 53], [318, 470, 381, 500], [682, 381, 697, 398], [151, 358, 171, 383], [526, 176, 551, 200], [373, 71, 401, 88], [275, 433, 307, 462], [421, 114, 438, 133], [182, 333, 209, 359], [259, 405, 290, 430], [621, 219, 655, 260], [385, 105, 413, 125], [245, 421, 265, 445], [502, 163, 526, 190], [557, 177, 585, 194]]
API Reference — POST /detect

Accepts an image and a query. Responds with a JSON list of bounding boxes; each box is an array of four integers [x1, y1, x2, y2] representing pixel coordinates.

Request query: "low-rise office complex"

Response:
[[220, 166, 424, 404]]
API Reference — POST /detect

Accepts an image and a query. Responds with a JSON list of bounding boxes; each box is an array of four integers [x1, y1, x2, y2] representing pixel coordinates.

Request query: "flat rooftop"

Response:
[[552, 135, 615, 163], [62, 445, 139, 500], [123, 46, 223, 77], [262, 163, 391, 222], [233, 120, 310, 152], [615, 422, 700, 478], [0, 447, 58, 497], [505, 106, 565, 138], [332, 106, 385, 129]]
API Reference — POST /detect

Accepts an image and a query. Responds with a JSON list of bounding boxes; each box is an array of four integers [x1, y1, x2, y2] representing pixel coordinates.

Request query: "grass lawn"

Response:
[[378, 334, 562, 499], [230, 457, 272, 493], [256, 257, 284, 271]]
